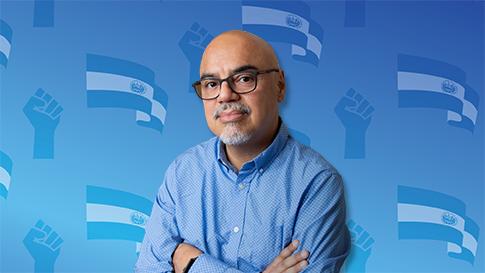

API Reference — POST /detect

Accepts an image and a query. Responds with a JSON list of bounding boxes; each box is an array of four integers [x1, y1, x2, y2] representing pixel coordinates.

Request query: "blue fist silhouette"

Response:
[[23, 88, 63, 159], [335, 88, 374, 159], [23, 220, 64, 273], [179, 22, 213, 92], [344, 220, 374, 272]]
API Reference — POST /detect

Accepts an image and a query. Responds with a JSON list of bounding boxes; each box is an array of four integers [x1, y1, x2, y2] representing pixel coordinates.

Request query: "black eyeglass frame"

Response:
[[192, 68, 280, 100]]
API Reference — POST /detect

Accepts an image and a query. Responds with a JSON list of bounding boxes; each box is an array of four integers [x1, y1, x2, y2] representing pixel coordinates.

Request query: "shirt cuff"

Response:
[[189, 254, 228, 273]]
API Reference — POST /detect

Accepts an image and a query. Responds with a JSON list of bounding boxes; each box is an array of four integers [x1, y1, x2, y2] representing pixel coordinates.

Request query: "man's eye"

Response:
[[203, 81, 219, 89], [235, 75, 255, 83]]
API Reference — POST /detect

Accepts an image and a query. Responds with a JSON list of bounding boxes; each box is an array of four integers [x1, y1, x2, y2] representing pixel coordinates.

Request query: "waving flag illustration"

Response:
[[0, 151, 13, 199], [0, 19, 13, 67], [86, 185, 153, 249], [242, 1, 323, 66], [86, 54, 168, 133], [397, 54, 479, 132], [398, 185, 480, 264]]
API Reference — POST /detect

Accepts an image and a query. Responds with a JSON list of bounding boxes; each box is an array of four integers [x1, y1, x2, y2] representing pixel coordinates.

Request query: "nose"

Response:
[[217, 80, 240, 103]]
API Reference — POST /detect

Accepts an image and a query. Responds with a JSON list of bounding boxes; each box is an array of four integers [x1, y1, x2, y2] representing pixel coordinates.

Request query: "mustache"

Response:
[[213, 102, 251, 120]]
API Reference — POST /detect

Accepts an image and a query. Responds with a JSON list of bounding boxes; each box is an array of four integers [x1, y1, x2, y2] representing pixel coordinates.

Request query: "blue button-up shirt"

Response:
[[135, 122, 350, 273]]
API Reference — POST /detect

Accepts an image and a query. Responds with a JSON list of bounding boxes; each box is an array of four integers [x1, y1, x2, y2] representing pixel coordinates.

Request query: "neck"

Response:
[[224, 119, 280, 171]]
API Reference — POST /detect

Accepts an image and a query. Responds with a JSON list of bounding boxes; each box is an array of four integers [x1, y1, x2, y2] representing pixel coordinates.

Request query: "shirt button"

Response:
[[259, 168, 264, 173], [233, 226, 240, 233], [238, 183, 246, 190]]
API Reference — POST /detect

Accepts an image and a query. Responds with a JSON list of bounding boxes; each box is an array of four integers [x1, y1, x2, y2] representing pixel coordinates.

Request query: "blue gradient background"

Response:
[[1, 1, 483, 272]]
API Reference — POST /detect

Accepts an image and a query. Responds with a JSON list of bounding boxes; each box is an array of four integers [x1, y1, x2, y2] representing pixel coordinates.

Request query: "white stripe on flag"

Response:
[[447, 230, 478, 256], [397, 203, 465, 233], [398, 71, 478, 123], [0, 35, 11, 59], [462, 231, 478, 255], [242, 6, 310, 35], [86, 71, 154, 99], [86, 203, 149, 229], [86, 72, 166, 123], [0, 167, 11, 190]]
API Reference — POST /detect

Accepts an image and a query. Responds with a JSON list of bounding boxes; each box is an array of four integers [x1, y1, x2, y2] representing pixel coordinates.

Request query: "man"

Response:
[[135, 30, 350, 273]]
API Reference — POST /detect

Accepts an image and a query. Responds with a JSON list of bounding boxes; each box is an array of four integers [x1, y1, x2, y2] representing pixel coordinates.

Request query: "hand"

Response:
[[23, 220, 64, 273], [178, 22, 213, 63], [262, 240, 309, 273], [344, 220, 374, 272], [334, 88, 374, 159], [172, 242, 203, 273], [23, 88, 63, 132], [179, 22, 213, 92], [23, 88, 63, 159]]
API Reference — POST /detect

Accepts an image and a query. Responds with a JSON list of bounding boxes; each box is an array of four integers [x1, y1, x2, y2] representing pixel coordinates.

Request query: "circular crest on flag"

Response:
[[441, 80, 457, 94], [441, 212, 457, 226], [286, 14, 302, 29], [131, 211, 147, 226], [130, 80, 146, 94]]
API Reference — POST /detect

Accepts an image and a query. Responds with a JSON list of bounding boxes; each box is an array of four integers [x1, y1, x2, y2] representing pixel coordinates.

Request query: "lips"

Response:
[[218, 110, 247, 123]]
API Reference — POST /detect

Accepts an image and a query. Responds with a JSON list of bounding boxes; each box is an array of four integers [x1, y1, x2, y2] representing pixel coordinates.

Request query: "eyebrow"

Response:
[[200, 65, 259, 80]]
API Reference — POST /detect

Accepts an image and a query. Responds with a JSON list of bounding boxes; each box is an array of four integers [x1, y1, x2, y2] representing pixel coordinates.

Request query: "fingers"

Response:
[[283, 260, 308, 273], [266, 240, 300, 270], [275, 249, 308, 273]]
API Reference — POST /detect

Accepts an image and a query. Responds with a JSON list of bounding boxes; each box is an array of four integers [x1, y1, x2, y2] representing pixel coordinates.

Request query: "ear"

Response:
[[276, 70, 286, 102]]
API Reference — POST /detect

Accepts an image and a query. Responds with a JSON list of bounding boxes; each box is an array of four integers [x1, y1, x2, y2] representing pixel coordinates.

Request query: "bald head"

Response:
[[200, 30, 280, 76]]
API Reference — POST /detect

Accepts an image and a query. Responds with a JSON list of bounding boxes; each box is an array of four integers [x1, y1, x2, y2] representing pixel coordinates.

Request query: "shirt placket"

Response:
[[224, 170, 254, 267]]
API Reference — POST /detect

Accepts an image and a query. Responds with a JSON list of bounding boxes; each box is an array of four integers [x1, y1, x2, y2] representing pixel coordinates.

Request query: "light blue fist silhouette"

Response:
[[335, 88, 374, 159], [23, 88, 63, 159], [344, 220, 374, 272], [179, 22, 213, 92], [23, 220, 64, 273]]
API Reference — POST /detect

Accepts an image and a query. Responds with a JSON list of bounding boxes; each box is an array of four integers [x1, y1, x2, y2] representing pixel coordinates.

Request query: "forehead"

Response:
[[200, 34, 271, 77]]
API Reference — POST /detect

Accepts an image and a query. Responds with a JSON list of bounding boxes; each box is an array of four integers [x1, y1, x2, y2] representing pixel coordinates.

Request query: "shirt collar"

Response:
[[216, 119, 289, 173]]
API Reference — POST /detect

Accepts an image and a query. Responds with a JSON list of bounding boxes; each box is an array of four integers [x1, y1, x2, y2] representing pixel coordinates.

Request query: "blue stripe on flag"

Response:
[[86, 54, 155, 85], [0, 151, 12, 199], [0, 151, 13, 174], [86, 185, 152, 215], [87, 222, 145, 242], [0, 19, 13, 42], [398, 90, 463, 113], [86, 90, 152, 114], [397, 185, 466, 216], [464, 217, 480, 240], [136, 86, 167, 133], [448, 216, 479, 264], [397, 54, 466, 86], [292, 18, 323, 66], [398, 222, 463, 245], [242, 25, 307, 50], [0, 184, 7, 199], [345, 0, 366, 27], [33, 0, 55, 27], [0, 54, 7, 67], [449, 248, 476, 265], [242, 0, 311, 17]]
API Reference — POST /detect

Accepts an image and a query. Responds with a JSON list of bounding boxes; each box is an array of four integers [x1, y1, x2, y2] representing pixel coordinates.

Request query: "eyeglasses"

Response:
[[192, 68, 280, 100]]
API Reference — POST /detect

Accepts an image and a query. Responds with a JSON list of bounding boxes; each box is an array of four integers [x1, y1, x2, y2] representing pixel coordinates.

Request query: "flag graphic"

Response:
[[0, 151, 13, 199], [242, 1, 323, 66], [397, 54, 479, 132], [0, 19, 13, 67], [86, 185, 153, 244], [86, 54, 168, 133], [398, 185, 479, 264]]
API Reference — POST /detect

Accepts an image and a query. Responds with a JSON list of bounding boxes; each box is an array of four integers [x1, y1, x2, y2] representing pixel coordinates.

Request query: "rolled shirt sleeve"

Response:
[[292, 171, 351, 273], [135, 163, 183, 273]]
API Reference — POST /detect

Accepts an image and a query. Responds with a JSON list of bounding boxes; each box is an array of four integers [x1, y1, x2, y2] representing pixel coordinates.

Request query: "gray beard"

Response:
[[219, 122, 252, 146]]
